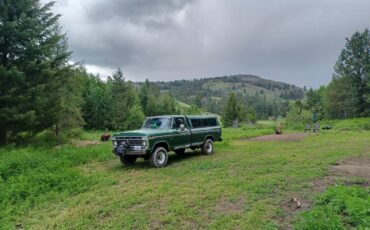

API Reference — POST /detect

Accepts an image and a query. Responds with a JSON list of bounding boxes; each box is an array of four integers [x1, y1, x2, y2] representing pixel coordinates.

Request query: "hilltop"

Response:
[[154, 74, 304, 119]]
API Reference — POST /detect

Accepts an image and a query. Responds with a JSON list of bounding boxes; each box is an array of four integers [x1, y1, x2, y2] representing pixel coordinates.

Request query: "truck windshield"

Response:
[[142, 117, 171, 129]]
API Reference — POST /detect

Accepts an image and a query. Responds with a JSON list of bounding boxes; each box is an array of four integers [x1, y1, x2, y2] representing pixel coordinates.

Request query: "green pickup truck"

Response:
[[112, 115, 222, 167]]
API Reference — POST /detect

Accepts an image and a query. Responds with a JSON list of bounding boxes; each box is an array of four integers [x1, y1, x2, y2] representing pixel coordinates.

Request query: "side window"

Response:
[[208, 118, 217, 126], [190, 119, 201, 128], [172, 117, 186, 129], [201, 119, 209, 127]]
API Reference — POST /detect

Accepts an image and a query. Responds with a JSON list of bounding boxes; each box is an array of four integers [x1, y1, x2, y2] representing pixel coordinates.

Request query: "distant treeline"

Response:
[[82, 72, 200, 132]]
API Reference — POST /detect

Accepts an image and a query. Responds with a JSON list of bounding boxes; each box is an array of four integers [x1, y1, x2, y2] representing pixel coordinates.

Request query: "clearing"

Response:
[[1, 128, 369, 229]]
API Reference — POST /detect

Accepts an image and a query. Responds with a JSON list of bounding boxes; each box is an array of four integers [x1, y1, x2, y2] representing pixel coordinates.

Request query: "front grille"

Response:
[[115, 136, 144, 146], [127, 139, 143, 146]]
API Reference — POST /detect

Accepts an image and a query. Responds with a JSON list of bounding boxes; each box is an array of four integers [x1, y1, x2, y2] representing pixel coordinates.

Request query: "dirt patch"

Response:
[[71, 140, 101, 147], [247, 133, 307, 142], [215, 197, 245, 215], [329, 157, 370, 181], [278, 156, 370, 229]]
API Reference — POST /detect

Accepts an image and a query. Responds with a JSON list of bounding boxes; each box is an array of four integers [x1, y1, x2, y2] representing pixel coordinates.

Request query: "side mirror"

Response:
[[179, 124, 185, 130]]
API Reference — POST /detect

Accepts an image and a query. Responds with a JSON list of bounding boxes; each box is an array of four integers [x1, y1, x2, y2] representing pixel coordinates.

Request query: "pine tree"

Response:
[[126, 103, 145, 130], [333, 29, 370, 116], [0, 0, 76, 143], [326, 77, 357, 119], [139, 79, 161, 116], [111, 68, 129, 130], [158, 92, 177, 115], [223, 93, 241, 127]]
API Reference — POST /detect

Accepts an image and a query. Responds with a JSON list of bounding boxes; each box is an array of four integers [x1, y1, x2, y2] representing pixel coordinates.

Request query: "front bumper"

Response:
[[113, 145, 148, 156]]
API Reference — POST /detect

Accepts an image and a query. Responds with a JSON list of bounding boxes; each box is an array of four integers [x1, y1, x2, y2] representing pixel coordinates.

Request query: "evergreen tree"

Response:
[[126, 103, 145, 130], [139, 79, 161, 116], [110, 68, 142, 130], [82, 73, 112, 130], [139, 79, 150, 115], [54, 66, 85, 135], [333, 29, 370, 116], [158, 92, 176, 115], [326, 77, 357, 119], [0, 0, 76, 143], [223, 93, 241, 127]]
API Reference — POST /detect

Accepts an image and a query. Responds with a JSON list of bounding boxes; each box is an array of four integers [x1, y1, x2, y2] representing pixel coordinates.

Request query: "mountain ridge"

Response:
[[150, 74, 304, 119]]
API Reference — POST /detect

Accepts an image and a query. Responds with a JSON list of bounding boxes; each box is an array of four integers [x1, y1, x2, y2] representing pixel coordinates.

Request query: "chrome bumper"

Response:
[[113, 145, 148, 156]]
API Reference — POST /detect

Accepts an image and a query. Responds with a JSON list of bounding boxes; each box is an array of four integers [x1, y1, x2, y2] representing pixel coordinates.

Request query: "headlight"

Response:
[[142, 140, 147, 146], [113, 141, 118, 146]]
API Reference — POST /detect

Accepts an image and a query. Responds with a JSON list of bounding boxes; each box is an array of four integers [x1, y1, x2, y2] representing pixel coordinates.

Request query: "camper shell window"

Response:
[[189, 117, 218, 128]]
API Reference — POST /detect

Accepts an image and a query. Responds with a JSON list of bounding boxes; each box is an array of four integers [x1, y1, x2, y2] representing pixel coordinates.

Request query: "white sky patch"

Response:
[[85, 64, 114, 80]]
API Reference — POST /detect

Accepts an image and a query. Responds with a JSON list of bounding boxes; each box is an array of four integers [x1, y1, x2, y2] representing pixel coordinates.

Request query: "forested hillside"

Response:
[[153, 74, 304, 119]]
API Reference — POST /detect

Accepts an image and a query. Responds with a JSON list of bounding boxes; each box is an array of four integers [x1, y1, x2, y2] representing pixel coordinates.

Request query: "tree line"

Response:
[[82, 71, 199, 131], [0, 0, 199, 144], [285, 29, 370, 127]]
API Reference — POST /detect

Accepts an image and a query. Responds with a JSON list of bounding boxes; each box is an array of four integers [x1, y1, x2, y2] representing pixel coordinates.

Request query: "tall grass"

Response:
[[0, 143, 114, 228], [322, 117, 370, 131], [294, 186, 370, 229]]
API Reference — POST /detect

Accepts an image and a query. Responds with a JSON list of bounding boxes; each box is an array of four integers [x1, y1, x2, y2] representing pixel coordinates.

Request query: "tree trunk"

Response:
[[55, 123, 60, 136], [0, 129, 7, 145]]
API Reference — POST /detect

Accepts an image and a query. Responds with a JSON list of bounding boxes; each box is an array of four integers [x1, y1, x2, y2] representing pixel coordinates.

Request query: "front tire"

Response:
[[202, 139, 214, 155], [120, 155, 137, 165], [150, 147, 168, 168]]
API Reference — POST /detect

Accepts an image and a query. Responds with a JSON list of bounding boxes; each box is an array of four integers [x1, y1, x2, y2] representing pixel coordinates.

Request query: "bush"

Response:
[[286, 102, 312, 130], [294, 186, 370, 229], [295, 207, 343, 230]]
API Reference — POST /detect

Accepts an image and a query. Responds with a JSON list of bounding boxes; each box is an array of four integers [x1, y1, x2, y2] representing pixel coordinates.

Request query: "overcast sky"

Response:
[[46, 0, 370, 87]]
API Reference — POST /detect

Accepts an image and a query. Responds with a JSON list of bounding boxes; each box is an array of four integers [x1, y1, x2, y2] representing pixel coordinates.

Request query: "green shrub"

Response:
[[0, 145, 112, 227], [295, 206, 343, 230], [295, 186, 370, 229]]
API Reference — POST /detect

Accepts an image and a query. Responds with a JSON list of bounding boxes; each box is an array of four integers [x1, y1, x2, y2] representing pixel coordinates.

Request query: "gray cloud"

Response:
[[49, 0, 370, 87]]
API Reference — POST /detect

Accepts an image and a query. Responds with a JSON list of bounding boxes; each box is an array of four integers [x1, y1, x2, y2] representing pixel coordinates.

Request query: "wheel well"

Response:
[[153, 142, 169, 152], [205, 135, 214, 142]]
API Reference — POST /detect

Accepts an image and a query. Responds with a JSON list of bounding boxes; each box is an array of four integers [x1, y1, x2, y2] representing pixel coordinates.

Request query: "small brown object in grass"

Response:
[[100, 133, 111, 141], [292, 197, 301, 208]]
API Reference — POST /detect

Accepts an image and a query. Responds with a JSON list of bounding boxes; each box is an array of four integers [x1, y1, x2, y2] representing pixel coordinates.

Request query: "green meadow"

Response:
[[1, 119, 369, 229]]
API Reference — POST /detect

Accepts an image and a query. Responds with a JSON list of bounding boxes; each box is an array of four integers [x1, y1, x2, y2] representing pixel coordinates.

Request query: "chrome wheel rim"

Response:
[[206, 142, 213, 153], [157, 151, 166, 164]]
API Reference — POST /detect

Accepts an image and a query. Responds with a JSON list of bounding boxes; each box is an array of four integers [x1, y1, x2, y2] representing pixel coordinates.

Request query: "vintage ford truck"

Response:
[[112, 115, 222, 167]]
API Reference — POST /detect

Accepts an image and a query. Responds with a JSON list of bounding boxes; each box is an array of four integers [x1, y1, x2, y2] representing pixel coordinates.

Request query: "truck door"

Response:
[[172, 116, 191, 149]]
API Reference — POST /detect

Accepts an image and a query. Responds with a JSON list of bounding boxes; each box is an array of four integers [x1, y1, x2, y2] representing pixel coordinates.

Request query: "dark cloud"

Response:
[[86, 0, 195, 25], [49, 0, 370, 87]]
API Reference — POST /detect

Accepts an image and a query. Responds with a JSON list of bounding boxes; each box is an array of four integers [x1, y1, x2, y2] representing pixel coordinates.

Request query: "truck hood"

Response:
[[113, 129, 173, 138]]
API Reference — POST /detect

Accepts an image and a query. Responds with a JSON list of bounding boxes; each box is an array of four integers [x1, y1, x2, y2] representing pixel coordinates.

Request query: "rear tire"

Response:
[[150, 147, 168, 168], [201, 139, 214, 155], [120, 155, 137, 165], [175, 148, 185, 155]]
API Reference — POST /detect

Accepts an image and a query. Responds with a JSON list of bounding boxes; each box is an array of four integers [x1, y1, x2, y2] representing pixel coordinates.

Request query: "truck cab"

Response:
[[112, 115, 222, 167]]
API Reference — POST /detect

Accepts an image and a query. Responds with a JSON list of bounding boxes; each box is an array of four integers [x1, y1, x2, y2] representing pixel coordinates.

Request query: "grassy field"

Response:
[[1, 122, 369, 229]]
